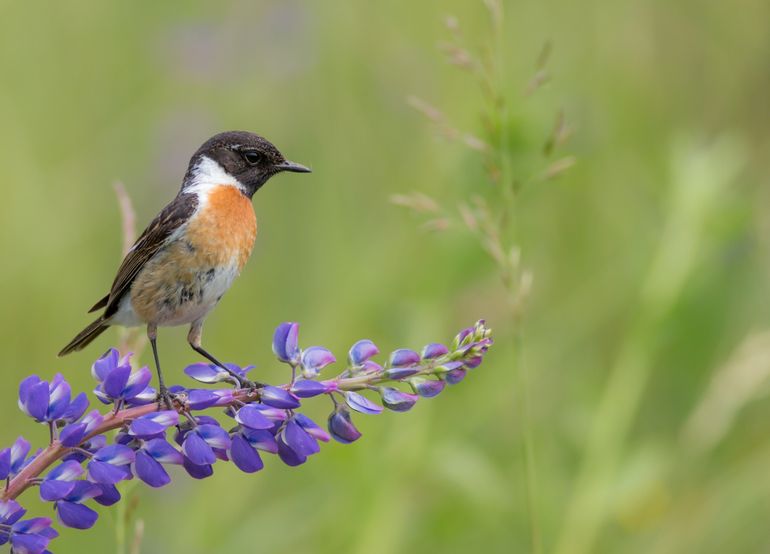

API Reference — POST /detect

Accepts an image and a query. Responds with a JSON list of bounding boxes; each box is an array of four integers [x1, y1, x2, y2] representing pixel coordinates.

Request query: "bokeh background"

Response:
[[1, 0, 769, 552]]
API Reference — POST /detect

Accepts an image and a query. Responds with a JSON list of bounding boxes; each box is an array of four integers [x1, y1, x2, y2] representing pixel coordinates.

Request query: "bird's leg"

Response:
[[148, 324, 175, 410], [188, 321, 263, 390]]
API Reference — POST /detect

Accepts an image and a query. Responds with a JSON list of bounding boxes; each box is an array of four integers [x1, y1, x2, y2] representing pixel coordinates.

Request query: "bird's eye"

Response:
[[242, 151, 263, 165]]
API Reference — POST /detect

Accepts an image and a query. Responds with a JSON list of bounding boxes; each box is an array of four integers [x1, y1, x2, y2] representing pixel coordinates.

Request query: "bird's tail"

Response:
[[58, 317, 110, 357]]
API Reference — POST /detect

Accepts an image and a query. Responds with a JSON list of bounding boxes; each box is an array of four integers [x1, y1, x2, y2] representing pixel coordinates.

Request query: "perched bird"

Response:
[[59, 131, 310, 402]]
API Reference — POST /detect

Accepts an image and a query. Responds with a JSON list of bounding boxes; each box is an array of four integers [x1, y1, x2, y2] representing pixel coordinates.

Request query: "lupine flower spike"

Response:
[[0, 320, 492, 553]]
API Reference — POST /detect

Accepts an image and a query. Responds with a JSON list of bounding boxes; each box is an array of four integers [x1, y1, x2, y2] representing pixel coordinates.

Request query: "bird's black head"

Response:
[[183, 131, 310, 198]]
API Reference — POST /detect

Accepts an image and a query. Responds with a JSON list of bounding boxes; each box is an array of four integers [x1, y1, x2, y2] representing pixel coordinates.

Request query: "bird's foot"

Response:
[[230, 374, 266, 392], [156, 387, 180, 411]]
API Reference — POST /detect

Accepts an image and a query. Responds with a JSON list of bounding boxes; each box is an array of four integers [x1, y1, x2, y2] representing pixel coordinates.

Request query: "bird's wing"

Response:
[[97, 192, 199, 319]]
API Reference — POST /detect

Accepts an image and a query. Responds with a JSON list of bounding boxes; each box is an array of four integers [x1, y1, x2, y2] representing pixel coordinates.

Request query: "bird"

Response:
[[59, 131, 311, 403]]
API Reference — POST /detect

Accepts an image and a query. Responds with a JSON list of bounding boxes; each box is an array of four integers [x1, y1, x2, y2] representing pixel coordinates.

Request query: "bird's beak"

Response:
[[275, 160, 312, 173]]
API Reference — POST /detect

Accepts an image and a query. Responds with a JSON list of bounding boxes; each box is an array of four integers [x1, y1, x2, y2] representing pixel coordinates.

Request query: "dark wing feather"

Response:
[[98, 193, 198, 319]]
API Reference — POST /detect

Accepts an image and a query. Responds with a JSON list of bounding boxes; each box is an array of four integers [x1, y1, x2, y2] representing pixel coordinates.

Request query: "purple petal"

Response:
[[455, 327, 474, 347], [465, 356, 483, 369], [47, 375, 72, 421], [46, 460, 83, 482], [61, 392, 89, 422], [129, 411, 179, 438], [91, 349, 119, 382], [103, 364, 131, 399], [144, 439, 183, 464], [10, 532, 50, 554], [389, 349, 420, 367], [293, 413, 331, 442], [273, 322, 300, 363], [40, 480, 75, 502], [9, 437, 31, 474], [93, 444, 135, 466], [235, 405, 274, 430], [24, 381, 50, 421], [260, 386, 300, 409], [282, 419, 319, 457], [445, 368, 468, 385], [88, 461, 130, 485], [328, 408, 362, 444], [276, 437, 307, 466], [300, 346, 336, 376], [182, 457, 213, 480], [344, 391, 383, 415], [197, 424, 231, 450], [12, 516, 55, 536], [186, 389, 219, 410], [290, 379, 330, 398], [411, 378, 446, 398], [135, 450, 171, 488], [421, 343, 449, 359], [384, 367, 420, 380], [64, 481, 102, 503], [56, 500, 98, 529], [379, 387, 419, 412], [93, 484, 121, 506], [122, 367, 152, 399], [348, 339, 379, 366], [230, 435, 264, 473], [182, 433, 216, 466], [183, 363, 225, 384], [59, 423, 87, 448], [0, 500, 24, 525], [0, 450, 10, 481], [241, 428, 278, 454], [438, 361, 465, 372]]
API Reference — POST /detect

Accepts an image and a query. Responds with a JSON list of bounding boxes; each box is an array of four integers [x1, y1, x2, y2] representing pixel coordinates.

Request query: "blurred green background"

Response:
[[1, 0, 769, 552]]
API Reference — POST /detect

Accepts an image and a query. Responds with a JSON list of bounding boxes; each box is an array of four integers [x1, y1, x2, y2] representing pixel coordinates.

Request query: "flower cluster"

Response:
[[0, 320, 492, 553]]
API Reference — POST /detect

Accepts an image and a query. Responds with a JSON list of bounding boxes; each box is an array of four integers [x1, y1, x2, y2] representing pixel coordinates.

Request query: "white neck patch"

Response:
[[186, 156, 244, 197]]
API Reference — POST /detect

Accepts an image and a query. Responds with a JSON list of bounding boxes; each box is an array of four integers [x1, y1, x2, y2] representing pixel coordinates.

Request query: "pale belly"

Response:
[[111, 240, 242, 328]]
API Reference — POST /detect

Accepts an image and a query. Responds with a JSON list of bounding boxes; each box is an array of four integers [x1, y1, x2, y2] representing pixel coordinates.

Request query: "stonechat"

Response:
[[59, 131, 311, 401]]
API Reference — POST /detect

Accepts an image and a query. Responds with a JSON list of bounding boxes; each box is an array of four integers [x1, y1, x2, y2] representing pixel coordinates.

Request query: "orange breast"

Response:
[[185, 185, 257, 270]]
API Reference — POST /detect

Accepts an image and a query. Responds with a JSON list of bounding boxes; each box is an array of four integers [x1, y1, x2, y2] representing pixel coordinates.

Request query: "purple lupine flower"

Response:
[[87, 445, 134, 485], [293, 413, 330, 442], [384, 367, 420, 380], [290, 379, 332, 398], [328, 407, 362, 444], [91, 349, 154, 406], [233, 405, 274, 430], [229, 433, 265, 473], [299, 346, 336, 378], [18, 374, 72, 423], [179, 423, 231, 466], [378, 387, 419, 412], [348, 339, 379, 366], [410, 377, 446, 398], [184, 389, 221, 410], [39, 460, 83, 502], [60, 393, 89, 423], [128, 411, 179, 439], [0, 448, 10, 481], [276, 417, 320, 466], [184, 362, 254, 385], [0, 500, 58, 554], [260, 386, 300, 409], [54, 481, 101, 529], [421, 343, 449, 359], [444, 368, 467, 384], [134, 438, 183, 488], [92, 484, 121, 507], [273, 322, 300, 364], [389, 349, 420, 367], [344, 391, 383, 415], [60, 409, 104, 448]]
